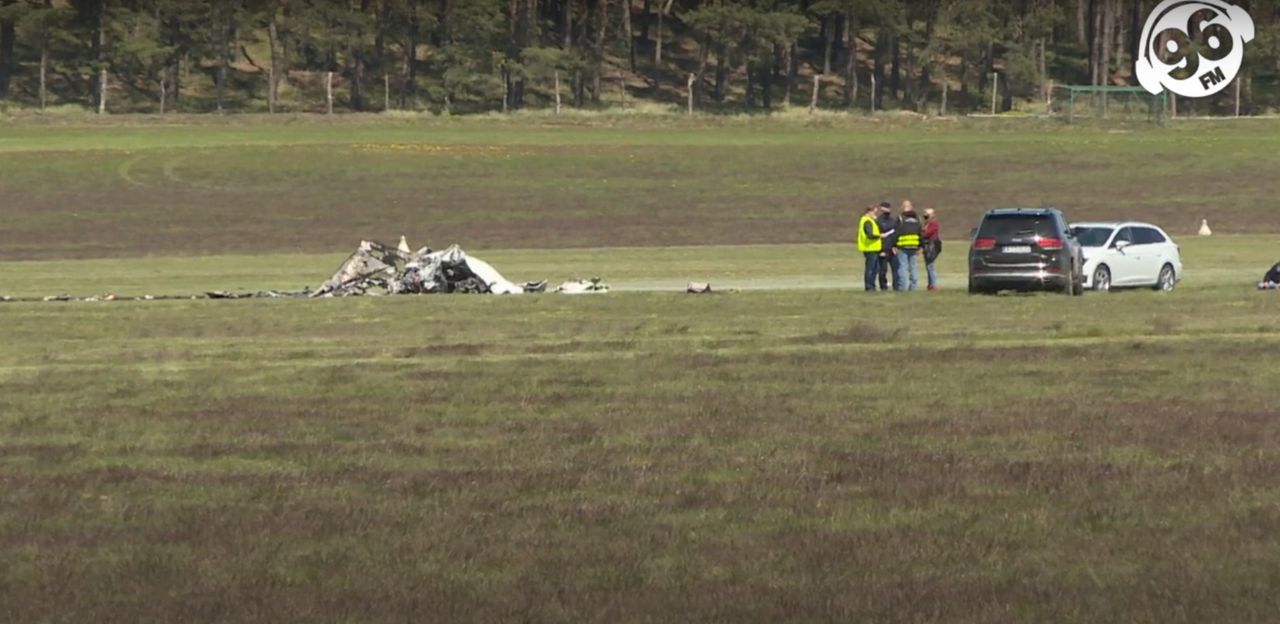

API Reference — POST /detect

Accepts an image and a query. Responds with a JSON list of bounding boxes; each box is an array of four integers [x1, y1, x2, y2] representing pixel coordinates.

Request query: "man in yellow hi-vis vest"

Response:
[[857, 205, 886, 291]]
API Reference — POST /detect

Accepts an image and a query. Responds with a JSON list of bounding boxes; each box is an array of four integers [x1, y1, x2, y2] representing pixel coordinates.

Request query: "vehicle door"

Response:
[[1132, 227, 1170, 284], [1136, 227, 1172, 283], [1108, 227, 1142, 285]]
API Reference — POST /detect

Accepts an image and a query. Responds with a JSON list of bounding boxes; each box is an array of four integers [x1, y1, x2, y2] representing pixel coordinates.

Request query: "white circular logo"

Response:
[[1135, 0, 1254, 98]]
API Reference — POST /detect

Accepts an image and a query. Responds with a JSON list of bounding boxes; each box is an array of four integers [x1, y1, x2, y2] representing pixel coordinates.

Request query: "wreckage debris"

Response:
[[204, 289, 312, 300], [555, 278, 610, 294], [686, 282, 713, 294], [8, 238, 607, 302], [313, 239, 563, 298]]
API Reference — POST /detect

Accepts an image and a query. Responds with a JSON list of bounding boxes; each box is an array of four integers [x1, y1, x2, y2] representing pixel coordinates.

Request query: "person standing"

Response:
[[875, 202, 900, 291], [857, 205, 882, 291], [922, 207, 942, 291], [895, 201, 923, 291]]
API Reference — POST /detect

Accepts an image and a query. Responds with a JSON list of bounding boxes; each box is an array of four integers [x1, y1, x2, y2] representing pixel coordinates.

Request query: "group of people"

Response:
[[857, 201, 942, 292]]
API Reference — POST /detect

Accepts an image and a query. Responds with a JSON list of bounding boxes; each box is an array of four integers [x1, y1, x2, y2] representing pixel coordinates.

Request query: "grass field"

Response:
[[3, 114, 1279, 260], [4, 115, 1280, 622]]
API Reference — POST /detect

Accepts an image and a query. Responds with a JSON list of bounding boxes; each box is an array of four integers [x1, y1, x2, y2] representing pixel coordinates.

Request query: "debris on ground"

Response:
[[203, 289, 311, 299], [3, 237, 605, 302], [1199, 219, 1213, 236], [313, 239, 550, 297], [686, 282, 713, 294], [555, 278, 610, 294]]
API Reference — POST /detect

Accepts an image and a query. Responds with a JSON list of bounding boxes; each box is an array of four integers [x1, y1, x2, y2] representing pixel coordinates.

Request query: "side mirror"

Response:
[[1113, 240, 1131, 251], [969, 227, 978, 238]]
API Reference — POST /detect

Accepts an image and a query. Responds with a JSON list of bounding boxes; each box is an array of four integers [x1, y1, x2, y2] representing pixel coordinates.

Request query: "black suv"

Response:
[[968, 208, 1084, 295]]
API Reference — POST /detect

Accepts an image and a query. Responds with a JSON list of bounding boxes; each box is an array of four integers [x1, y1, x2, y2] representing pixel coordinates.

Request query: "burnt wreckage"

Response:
[[1, 238, 607, 303], [314, 238, 604, 297], [315, 239, 544, 296]]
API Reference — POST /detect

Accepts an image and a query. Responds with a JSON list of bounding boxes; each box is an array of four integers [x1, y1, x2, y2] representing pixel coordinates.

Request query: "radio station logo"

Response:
[[1135, 0, 1254, 98]]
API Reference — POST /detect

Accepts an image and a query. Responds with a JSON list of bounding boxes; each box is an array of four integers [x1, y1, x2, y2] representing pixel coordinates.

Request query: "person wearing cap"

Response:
[[922, 207, 942, 291], [875, 202, 900, 291], [857, 205, 883, 291], [895, 201, 923, 291]]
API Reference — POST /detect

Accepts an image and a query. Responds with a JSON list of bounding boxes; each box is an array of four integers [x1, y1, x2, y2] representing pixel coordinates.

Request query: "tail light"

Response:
[[1037, 237, 1064, 250], [973, 237, 996, 250]]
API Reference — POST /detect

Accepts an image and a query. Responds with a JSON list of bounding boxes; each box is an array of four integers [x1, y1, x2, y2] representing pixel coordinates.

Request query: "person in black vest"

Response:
[[895, 201, 923, 291], [875, 202, 900, 291]]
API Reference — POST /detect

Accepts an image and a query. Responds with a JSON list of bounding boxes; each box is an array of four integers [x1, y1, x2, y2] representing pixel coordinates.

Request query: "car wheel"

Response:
[[1154, 264, 1176, 292], [1093, 265, 1112, 293]]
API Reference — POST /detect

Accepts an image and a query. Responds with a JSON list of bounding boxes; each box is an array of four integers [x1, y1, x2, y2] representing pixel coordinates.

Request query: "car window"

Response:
[[1071, 226, 1114, 247], [1113, 227, 1134, 246], [1133, 227, 1167, 245], [978, 215, 1058, 239]]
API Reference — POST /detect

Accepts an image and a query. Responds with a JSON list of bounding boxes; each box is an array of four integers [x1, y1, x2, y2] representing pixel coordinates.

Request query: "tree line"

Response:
[[0, 0, 1277, 115]]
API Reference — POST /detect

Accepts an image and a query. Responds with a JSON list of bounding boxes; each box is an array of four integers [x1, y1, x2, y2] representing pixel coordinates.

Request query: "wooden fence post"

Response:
[[268, 67, 276, 113], [555, 71, 562, 115], [98, 69, 107, 114], [809, 75, 820, 114], [941, 82, 948, 116], [990, 72, 998, 115], [39, 49, 48, 110], [326, 71, 334, 115], [384, 73, 390, 111], [687, 74, 695, 116], [870, 76, 876, 113]]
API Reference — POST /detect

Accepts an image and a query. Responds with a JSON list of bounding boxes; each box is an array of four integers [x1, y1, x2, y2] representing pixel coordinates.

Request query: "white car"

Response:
[[1070, 222, 1183, 292]]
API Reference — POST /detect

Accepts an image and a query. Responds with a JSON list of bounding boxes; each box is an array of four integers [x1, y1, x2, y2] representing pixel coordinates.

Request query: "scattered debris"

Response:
[[7, 237, 605, 302], [555, 278, 610, 294], [205, 289, 311, 300], [686, 282, 713, 294], [1199, 219, 1212, 236], [314, 239, 550, 297]]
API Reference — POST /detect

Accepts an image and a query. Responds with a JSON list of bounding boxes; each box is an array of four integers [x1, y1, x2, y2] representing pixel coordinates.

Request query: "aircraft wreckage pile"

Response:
[[312, 237, 608, 297], [2, 237, 609, 302]]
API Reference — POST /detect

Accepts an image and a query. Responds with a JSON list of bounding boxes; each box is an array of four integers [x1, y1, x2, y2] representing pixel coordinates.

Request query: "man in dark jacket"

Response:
[[1260, 262, 1280, 289], [875, 202, 900, 291], [895, 201, 924, 291]]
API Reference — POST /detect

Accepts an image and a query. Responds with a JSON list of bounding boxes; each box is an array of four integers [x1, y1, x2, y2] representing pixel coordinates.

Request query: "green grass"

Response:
[[5, 272, 1280, 622], [3, 115, 1279, 259], [0, 235, 1272, 299], [5, 116, 1280, 622]]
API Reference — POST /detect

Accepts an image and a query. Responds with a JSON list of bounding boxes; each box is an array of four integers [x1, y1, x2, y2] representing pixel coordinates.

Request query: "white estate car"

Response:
[[1069, 222, 1183, 292]]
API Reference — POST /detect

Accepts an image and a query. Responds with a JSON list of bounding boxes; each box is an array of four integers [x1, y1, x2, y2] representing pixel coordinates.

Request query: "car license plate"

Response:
[[1003, 245, 1031, 254]]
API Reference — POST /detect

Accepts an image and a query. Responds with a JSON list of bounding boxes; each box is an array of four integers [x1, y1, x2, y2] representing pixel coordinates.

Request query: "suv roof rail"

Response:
[[986, 207, 1058, 216]]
